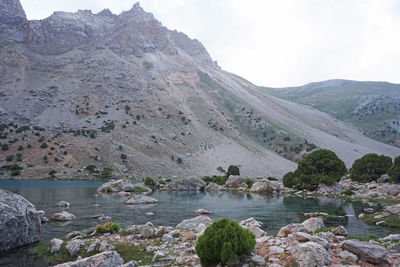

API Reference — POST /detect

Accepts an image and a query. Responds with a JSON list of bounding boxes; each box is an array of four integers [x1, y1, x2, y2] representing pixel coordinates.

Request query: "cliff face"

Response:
[[0, 1, 399, 179]]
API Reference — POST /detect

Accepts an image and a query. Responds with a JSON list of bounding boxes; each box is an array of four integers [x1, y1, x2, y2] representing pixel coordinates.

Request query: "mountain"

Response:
[[0, 1, 399, 179], [262, 79, 400, 148]]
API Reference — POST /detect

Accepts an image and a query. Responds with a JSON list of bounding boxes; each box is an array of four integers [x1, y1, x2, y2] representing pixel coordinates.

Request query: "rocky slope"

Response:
[[0, 1, 399, 179]]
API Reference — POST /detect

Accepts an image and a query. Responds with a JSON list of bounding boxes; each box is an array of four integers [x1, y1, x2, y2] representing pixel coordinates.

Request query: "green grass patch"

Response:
[[347, 234, 380, 242], [132, 186, 148, 194], [361, 213, 400, 228], [30, 241, 75, 265], [113, 243, 154, 265]]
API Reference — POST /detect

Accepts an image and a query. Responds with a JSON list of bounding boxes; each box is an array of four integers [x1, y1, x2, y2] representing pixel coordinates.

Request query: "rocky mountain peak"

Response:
[[97, 8, 116, 18], [0, 0, 27, 26]]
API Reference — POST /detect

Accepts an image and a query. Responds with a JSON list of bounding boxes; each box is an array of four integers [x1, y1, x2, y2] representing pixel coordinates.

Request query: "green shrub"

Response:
[[17, 146, 24, 151], [5, 155, 14, 162], [388, 156, 400, 183], [350, 154, 392, 183], [10, 170, 21, 176], [341, 189, 355, 196], [1, 143, 9, 151], [100, 167, 113, 179], [282, 149, 346, 191], [49, 170, 56, 177], [202, 176, 226, 185], [144, 177, 155, 187], [95, 222, 120, 234], [40, 142, 48, 149], [86, 165, 98, 174], [245, 178, 254, 188], [195, 218, 255, 266], [226, 165, 240, 178], [267, 177, 278, 181], [121, 154, 127, 160]]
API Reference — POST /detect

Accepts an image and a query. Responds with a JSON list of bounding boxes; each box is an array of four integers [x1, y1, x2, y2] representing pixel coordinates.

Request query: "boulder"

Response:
[[196, 223, 206, 235], [137, 222, 155, 239], [125, 195, 158, 205], [51, 211, 76, 221], [290, 241, 331, 267], [225, 176, 247, 188], [57, 201, 70, 208], [204, 182, 226, 192], [98, 179, 134, 193], [250, 181, 275, 193], [339, 250, 358, 262], [341, 239, 387, 264], [50, 238, 64, 253], [250, 255, 266, 266], [161, 233, 173, 243], [65, 239, 84, 256], [154, 226, 168, 237], [98, 240, 116, 252], [119, 261, 138, 267], [379, 234, 400, 242], [239, 217, 267, 238], [37, 210, 49, 223], [0, 189, 41, 252], [301, 217, 324, 233], [163, 178, 206, 191], [195, 208, 211, 215], [385, 204, 400, 215], [377, 174, 390, 183], [53, 251, 124, 267], [277, 223, 308, 237], [332, 226, 348, 236], [176, 216, 214, 230]]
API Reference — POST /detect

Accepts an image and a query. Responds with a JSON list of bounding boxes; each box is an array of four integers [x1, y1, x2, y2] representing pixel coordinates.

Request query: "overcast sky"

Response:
[[20, 0, 400, 87]]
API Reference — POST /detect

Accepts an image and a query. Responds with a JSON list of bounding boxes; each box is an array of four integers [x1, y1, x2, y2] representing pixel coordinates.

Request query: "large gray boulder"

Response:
[[277, 223, 308, 237], [176, 216, 214, 230], [239, 217, 267, 238], [250, 181, 276, 193], [301, 217, 324, 233], [341, 239, 388, 264], [125, 194, 158, 204], [98, 179, 134, 193], [51, 211, 76, 221], [290, 241, 331, 267], [204, 182, 226, 192], [0, 189, 41, 252], [225, 176, 247, 188], [163, 178, 206, 191], [53, 251, 124, 267]]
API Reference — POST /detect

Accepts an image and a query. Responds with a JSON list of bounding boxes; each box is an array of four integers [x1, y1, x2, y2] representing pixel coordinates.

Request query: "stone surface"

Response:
[[50, 238, 64, 253], [176, 216, 214, 230], [225, 176, 247, 188], [250, 255, 266, 266], [195, 208, 211, 215], [301, 217, 324, 233], [98, 240, 116, 252], [163, 178, 206, 191], [0, 0, 27, 26], [277, 223, 308, 237], [137, 222, 155, 238], [239, 217, 266, 238], [341, 239, 388, 264], [0, 189, 41, 252], [53, 251, 124, 267], [51, 211, 76, 221], [385, 204, 400, 214], [332, 225, 348, 236], [339, 250, 358, 262], [57, 200, 70, 208], [250, 181, 275, 193], [290, 241, 331, 267], [125, 194, 158, 204], [65, 239, 84, 256], [98, 179, 134, 193], [204, 182, 226, 192]]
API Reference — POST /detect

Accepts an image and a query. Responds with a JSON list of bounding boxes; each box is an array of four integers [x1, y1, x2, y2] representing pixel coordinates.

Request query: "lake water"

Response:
[[0, 179, 394, 266]]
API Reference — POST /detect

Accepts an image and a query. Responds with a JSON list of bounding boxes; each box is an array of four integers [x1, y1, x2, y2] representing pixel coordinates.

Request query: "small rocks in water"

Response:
[[53, 251, 124, 267], [195, 208, 211, 215], [65, 239, 84, 256], [57, 201, 70, 208], [339, 250, 358, 262], [125, 194, 158, 205], [99, 240, 116, 252], [38, 210, 49, 223], [145, 212, 154, 216], [277, 223, 308, 237], [176, 216, 214, 230], [363, 208, 374, 213], [51, 211, 76, 221], [301, 217, 324, 233], [92, 204, 100, 208], [376, 220, 386, 226], [50, 238, 64, 253], [341, 239, 388, 264], [290, 241, 331, 267], [331, 225, 348, 236]]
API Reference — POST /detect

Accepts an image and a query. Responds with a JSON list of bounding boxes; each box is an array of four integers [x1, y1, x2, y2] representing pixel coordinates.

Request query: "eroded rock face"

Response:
[[176, 216, 213, 230], [0, 189, 41, 252], [341, 239, 388, 264], [53, 251, 124, 267], [0, 0, 27, 26], [163, 178, 206, 191], [290, 241, 331, 267]]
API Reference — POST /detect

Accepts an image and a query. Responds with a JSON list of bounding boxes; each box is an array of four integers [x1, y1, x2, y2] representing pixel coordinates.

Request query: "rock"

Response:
[[87, 239, 100, 253], [363, 208, 374, 213], [339, 250, 358, 262], [53, 251, 124, 267], [125, 194, 158, 204], [341, 239, 388, 264], [145, 212, 154, 216], [239, 217, 267, 238], [225, 176, 247, 188], [303, 212, 328, 217], [137, 222, 155, 238], [250, 255, 266, 266], [163, 178, 206, 191], [195, 223, 206, 235], [119, 261, 138, 267], [332, 226, 348, 236], [152, 251, 165, 262], [154, 226, 168, 237], [316, 182, 343, 194], [377, 174, 390, 183], [0, 189, 41, 252], [250, 181, 275, 193], [50, 238, 64, 253], [51, 211, 76, 221], [368, 181, 377, 189], [98, 179, 134, 193], [65, 239, 84, 256], [57, 201, 70, 208], [269, 245, 284, 254], [301, 217, 324, 233], [176, 216, 214, 230], [161, 233, 173, 243], [379, 234, 400, 242], [99, 240, 116, 252], [290, 241, 331, 267], [66, 231, 82, 239], [195, 208, 211, 215], [170, 230, 181, 237], [376, 220, 386, 225], [385, 204, 400, 214], [204, 182, 226, 192], [0, 0, 27, 26], [293, 232, 312, 242], [277, 223, 308, 237], [38, 210, 49, 223]]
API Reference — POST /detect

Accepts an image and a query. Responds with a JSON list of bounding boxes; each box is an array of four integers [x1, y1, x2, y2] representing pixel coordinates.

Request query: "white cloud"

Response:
[[19, 0, 400, 87]]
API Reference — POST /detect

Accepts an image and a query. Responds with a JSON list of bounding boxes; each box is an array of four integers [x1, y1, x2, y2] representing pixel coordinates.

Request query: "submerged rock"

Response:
[[176, 216, 214, 230], [0, 189, 41, 252], [57, 201, 70, 208], [53, 251, 124, 267], [341, 239, 387, 264], [163, 178, 206, 191], [51, 211, 76, 221], [125, 194, 158, 204]]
